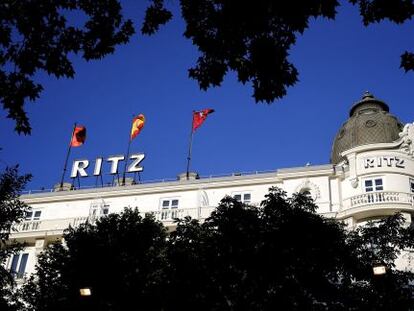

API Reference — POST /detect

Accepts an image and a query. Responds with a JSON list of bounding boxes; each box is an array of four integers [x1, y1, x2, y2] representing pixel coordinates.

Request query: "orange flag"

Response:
[[70, 126, 86, 147], [130, 114, 145, 140]]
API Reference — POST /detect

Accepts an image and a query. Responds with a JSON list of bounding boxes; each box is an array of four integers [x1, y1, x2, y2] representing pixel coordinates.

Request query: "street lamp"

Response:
[[79, 287, 92, 296], [372, 264, 386, 276]]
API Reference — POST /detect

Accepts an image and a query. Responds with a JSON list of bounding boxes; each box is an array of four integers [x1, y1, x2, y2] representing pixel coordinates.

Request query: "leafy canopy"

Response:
[[0, 0, 134, 134], [0, 166, 31, 311], [21, 209, 168, 311], [2, 0, 414, 134], [21, 188, 414, 311]]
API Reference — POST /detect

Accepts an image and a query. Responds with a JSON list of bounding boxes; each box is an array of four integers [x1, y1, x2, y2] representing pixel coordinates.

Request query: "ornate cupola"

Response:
[[331, 92, 404, 164]]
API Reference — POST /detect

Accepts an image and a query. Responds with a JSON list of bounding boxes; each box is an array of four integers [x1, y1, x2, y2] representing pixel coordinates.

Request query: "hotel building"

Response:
[[6, 92, 414, 279]]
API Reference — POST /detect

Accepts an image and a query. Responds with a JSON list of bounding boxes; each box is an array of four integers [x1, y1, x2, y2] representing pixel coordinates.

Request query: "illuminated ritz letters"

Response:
[[363, 156, 405, 169], [70, 153, 145, 178]]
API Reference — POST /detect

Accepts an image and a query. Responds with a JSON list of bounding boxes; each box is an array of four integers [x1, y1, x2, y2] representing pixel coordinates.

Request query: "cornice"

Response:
[[22, 173, 284, 204], [276, 164, 334, 179]]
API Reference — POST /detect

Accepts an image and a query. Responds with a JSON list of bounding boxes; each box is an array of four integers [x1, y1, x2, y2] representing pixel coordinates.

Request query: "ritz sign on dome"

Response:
[[70, 153, 145, 178]]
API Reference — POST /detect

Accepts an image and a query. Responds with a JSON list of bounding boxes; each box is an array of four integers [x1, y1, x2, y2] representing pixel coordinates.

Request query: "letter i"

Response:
[[93, 157, 103, 176]]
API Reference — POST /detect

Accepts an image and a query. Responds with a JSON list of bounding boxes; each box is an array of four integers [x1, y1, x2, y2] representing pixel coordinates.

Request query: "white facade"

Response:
[[6, 96, 414, 280]]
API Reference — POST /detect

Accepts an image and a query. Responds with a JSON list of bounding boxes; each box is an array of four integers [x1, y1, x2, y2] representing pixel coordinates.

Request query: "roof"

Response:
[[331, 92, 404, 164]]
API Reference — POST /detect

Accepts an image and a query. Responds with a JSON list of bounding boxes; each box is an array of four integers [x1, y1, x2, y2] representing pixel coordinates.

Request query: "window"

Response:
[[299, 188, 311, 196], [10, 253, 29, 279], [364, 178, 383, 192], [24, 211, 32, 221], [89, 201, 110, 218], [33, 211, 41, 220], [161, 199, 179, 209], [102, 204, 110, 215], [160, 199, 179, 220], [233, 192, 251, 204], [25, 210, 41, 221], [410, 178, 414, 193]]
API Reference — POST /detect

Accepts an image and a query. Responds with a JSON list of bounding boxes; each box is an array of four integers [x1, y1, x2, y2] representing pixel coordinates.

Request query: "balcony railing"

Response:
[[141, 207, 216, 222], [347, 191, 414, 209], [12, 207, 218, 234], [12, 217, 89, 234], [11, 271, 27, 280], [141, 208, 195, 222]]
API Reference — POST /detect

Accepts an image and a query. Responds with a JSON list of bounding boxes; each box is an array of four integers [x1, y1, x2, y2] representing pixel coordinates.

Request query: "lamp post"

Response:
[[79, 287, 92, 296], [373, 264, 387, 276], [369, 235, 386, 276], [79, 287, 93, 311]]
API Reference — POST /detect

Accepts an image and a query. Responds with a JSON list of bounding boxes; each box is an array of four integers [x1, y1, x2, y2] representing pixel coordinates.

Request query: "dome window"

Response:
[[365, 120, 377, 128]]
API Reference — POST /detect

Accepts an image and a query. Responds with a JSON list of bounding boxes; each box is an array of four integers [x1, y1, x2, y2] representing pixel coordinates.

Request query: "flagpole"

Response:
[[122, 139, 132, 186], [60, 123, 77, 190], [186, 111, 195, 180], [122, 115, 134, 186]]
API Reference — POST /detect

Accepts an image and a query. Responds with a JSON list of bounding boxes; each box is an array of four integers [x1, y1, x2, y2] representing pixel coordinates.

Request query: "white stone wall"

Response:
[[10, 128, 414, 278]]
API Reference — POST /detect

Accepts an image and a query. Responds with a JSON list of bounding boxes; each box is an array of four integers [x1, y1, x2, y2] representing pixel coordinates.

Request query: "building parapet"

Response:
[[21, 165, 335, 200]]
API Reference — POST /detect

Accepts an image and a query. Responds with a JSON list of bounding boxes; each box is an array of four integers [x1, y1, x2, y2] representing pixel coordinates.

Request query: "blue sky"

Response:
[[1, 1, 414, 191]]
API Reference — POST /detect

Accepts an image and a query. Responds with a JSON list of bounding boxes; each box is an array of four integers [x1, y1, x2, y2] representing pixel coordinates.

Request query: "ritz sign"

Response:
[[70, 153, 145, 178], [363, 156, 405, 169]]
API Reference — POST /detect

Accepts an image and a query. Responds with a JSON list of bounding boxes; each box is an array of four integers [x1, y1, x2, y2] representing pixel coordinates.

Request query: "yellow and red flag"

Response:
[[130, 114, 145, 140], [192, 109, 214, 132], [70, 125, 86, 147]]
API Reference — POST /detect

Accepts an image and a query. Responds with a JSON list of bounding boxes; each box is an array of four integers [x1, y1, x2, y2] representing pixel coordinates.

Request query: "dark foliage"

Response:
[[0, 166, 31, 311], [166, 188, 352, 310], [145, 0, 414, 103], [344, 213, 414, 310], [0, 0, 134, 134], [349, 0, 414, 72], [21, 209, 168, 311], [178, 1, 337, 103], [2, 1, 414, 134], [21, 187, 414, 310], [141, 0, 172, 35]]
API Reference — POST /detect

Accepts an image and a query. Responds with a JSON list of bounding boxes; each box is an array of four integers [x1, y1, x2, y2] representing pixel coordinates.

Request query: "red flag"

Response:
[[192, 109, 215, 132], [130, 114, 146, 140], [70, 126, 86, 147]]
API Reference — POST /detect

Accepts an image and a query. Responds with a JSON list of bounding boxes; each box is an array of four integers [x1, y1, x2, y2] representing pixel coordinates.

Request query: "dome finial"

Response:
[[362, 91, 374, 100]]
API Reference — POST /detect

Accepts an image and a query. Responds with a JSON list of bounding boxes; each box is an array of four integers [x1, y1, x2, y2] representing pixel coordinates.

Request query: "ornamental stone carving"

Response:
[[198, 190, 210, 207], [399, 122, 414, 158], [350, 177, 359, 188], [295, 179, 321, 200]]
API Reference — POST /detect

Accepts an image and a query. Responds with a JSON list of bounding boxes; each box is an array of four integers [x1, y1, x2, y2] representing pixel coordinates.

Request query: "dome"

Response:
[[331, 92, 404, 164]]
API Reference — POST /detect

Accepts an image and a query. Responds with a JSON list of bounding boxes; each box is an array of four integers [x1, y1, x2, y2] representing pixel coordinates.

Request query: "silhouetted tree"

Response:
[[0, 166, 31, 311], [344, 213, 414, 310], [21, 209, 168, 311], [145, 0, 414, 104], [3, 1, 414, 134], [165, 189, 350, 310], [21, 188, 414, 310], [165, 188, 414, 310], [0, 0, 134, 134]]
